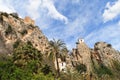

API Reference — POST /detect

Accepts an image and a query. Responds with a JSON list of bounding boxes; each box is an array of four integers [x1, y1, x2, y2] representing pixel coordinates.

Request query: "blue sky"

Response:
[[0, 0, 120, 50]]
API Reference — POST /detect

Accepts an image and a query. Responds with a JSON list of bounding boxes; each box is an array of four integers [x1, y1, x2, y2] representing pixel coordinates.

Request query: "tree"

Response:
[[41, 64, 52, 75], [12, 41, 42, 70], [49, 39, 66, 78], [0, 41, 55, 80], [60, 47, 68, 62], [0, 58, 33, 80]]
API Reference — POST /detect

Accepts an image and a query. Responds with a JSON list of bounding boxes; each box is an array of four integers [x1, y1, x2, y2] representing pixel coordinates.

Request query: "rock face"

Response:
[[68, 39, 120, 74], [0, 12, 50, 54], [70, 39, 92, 73], [93, 42, 120, 67]]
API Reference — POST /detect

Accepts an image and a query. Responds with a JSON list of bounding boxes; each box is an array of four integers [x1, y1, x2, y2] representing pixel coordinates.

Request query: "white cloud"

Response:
[[26, 0, 68, 23], [26, 0, 41, 20], [0, 0, 16, 13], [103, 0, 120, 22], [85, 23, 120, 50], [42, 0, 68, 24], [64, 18, 86, 37]]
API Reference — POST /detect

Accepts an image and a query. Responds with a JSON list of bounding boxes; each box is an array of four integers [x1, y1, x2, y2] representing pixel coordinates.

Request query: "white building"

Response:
[[54, 58, 67, 72], [78, 38, 84, 43], [59, 62, 66, 72]]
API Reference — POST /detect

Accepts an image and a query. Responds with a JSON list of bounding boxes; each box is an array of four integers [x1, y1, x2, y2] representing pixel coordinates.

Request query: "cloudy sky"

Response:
[[0, 0, 120, 50]]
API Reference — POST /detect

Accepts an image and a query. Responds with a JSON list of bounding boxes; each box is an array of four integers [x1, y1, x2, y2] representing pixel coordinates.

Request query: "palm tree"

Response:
[[60, 47, 68, 62], [49, 39, 66, 78]]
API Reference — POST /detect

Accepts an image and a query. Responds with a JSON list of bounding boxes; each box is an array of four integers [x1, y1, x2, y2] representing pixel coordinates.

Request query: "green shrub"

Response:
[[27, 41, 32, 46], [0, 53, 8, 61], [5, 24, 12, 35], [1, 12, 9, 17], [60, 70, 83, 80], [0, 58, 55, 80], [21, 29, 28, 35], [41, 64, 52, 75], [94, 64, 112, 77], [91, 58, 116, 79], [75, 63, 87, 73], [95, 42, 100, 45], [29, 24, 35, 28], [13, 40, 21, 48], [0, 15, 3, 22], [112, 60, 120, 72], [107, 44, 112, 48], [0, 60, 33, 80], [10, 13, 19, 19], [33, 72, 54, 80], [13, 42, 42, 68]]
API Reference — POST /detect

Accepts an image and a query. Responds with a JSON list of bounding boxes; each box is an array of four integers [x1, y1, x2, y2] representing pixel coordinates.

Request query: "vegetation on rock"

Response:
[[5, 24, 13, 35]]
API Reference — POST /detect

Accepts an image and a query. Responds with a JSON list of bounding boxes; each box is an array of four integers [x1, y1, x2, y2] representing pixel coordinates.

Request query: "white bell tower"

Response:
[[78, 38, 84, 43]]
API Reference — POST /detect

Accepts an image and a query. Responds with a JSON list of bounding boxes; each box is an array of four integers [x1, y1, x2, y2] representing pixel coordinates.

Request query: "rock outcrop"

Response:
[[70, 39, 92, 73], [0, 12, 50, 54], [92, 42, 120, 67], [68, 39, 120, 75]]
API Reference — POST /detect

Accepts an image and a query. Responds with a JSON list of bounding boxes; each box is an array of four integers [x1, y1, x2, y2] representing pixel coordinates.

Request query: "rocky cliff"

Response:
[[92, 42, 120, 67], [71, 39, 92, 73], [69, 38, 120, 76], [0, 12, 50, 54]]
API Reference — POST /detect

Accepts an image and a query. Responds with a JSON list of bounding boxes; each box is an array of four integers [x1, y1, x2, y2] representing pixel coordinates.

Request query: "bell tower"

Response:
[[78, 38, 84, 43]]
